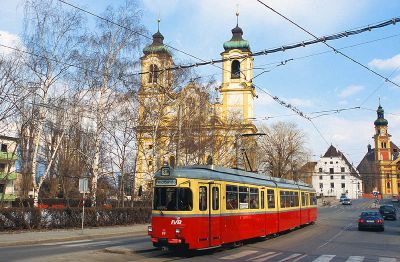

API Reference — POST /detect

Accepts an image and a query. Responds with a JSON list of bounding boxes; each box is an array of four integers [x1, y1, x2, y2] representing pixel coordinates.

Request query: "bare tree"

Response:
[[76, 1, 145, 205], [257, 122, 310, 180], [20, 0, 84, 206]]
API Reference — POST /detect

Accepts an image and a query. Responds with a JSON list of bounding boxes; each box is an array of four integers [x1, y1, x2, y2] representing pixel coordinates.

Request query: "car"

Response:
[[339, 195, 347, 202], [342, 198, 352, 205], [379, 205, 397, 220], [358, 211, 384, 231], [391, 195, 399, 203]]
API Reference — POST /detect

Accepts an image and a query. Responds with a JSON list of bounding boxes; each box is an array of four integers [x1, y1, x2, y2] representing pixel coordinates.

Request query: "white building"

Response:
[[312, 145, 363, 200]]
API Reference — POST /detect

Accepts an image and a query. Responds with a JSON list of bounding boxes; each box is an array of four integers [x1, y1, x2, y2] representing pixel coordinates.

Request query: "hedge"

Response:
[[0, 207, 151, 231]]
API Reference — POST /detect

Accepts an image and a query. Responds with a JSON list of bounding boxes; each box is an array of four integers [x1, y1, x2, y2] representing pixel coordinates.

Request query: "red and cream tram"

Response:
[[148, 165, 317, 250]]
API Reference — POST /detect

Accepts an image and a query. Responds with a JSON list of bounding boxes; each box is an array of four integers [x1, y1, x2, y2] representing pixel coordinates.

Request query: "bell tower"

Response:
[[219, 11, 256, 127], [373, 102, 391, 196]]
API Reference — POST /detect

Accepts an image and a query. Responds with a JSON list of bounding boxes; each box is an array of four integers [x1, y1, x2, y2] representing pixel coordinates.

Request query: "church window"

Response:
[[318, 168, 322, 173], [149, 64, 158, 83], [330, 161, 333, 164], [329, 168, 334, 174], [231, 60, 240, 79], [387, 182, 391, 189], [330, 175, 334, 180], [341, 175, 345, 179], [386, 174, 390, 179], [319, 175, 323, 180], [148, 144, 153, 149], [330, 183, 334, 188], [148, 160, 153, 166], [341, 167, 345, 172]]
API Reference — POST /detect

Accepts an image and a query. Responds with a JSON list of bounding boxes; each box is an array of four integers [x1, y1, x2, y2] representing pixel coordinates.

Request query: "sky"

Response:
[[1, 0, 400, 166]]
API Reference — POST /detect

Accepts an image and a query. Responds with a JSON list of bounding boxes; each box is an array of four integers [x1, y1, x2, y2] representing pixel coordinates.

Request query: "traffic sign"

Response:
[[79, 178, 89, 193]]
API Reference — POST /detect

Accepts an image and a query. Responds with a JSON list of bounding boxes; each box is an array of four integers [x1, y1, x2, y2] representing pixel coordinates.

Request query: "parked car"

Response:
[[358, 211, 384, 231], [339, 195, 347, 202], [342, 198, 352, 205], [391, 195, 399, 203], [379, 205, 397, 220]]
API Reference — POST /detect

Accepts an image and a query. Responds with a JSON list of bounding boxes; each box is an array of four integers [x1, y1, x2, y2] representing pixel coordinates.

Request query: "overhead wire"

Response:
[[255, 0, 400, 90]]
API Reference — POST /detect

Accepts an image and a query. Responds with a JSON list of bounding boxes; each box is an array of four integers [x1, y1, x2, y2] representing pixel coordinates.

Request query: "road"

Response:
[[1, 198, 399, 262]]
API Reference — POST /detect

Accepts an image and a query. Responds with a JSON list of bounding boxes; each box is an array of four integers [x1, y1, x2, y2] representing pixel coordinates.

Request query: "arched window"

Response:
[[387, 182, 391, 189], [169, 155, 175, 168], [231, 60, 240, 79], [149, 64, 158, 83]]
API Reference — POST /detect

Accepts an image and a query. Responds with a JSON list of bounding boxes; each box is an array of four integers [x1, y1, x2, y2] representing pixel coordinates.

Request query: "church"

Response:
[[134, 17, 258, 194], [357, 104, 400, 198]]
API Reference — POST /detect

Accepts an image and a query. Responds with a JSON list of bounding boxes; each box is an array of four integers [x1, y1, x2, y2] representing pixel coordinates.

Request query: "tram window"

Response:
[[306, 193, 310, 206], [301, 192, 306, 206], [226, 185, 238, 210], [250, 187, 259, 209], [239, 186, 249, 209], [294, 192, 299, 207], [261, 191, 265, 209], [267, 189, 275, 209], [199, 186, 207, 211], [153, 187, 193, 211], [212, 187, 219, 210], [310, 193, 317, 205]]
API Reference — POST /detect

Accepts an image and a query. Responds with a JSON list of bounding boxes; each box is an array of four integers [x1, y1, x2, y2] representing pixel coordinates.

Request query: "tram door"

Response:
[[199, 183, 221, 248]]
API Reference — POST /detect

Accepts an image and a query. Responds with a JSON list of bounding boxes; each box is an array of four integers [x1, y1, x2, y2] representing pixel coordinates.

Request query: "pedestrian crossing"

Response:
[[217, 250, 398, 262]]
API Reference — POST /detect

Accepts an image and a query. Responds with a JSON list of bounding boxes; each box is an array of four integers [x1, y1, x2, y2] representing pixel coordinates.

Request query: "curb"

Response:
[[0, 230, 147, 248]]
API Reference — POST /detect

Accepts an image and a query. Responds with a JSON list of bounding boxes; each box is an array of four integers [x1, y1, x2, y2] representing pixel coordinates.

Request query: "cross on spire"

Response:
[[236, 4, 239, 26], [157, 17, 161, 32]]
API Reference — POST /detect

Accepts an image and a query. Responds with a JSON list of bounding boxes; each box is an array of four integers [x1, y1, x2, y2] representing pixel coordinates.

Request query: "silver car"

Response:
[[342, 198, 352, 205]]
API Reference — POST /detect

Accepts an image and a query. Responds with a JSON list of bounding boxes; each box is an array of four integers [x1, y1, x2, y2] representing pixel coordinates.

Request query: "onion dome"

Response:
[[374, 104, 388, 126], [143, 30, 170, 55], [223, 12, 250, 52]]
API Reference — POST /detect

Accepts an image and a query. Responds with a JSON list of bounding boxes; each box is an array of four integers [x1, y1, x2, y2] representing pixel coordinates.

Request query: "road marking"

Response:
[[278, 253, 302, 261], [246, 252, 276, 261], [312, 255, 336, 262], [63, 240, 111, 247], [379, 258, 397, 262], [292, 254, 308, 262], [220, 250, 258, 260], [346, 256, 364, 262], [252, 252, 282, 262], [41, 239, 92, 246]]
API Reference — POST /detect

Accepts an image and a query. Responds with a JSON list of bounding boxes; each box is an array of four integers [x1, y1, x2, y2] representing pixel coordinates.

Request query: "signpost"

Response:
[[79, 178, 89, 232]]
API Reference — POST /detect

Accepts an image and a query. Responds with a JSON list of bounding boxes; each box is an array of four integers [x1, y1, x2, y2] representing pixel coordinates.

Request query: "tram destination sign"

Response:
[[155, 179, 177, 186]]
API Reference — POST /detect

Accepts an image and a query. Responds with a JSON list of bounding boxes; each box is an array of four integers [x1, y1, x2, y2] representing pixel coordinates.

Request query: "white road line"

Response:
[[379, 258, 397, 262], [278, 253, 302, 262], [220, 250, 258, 260], [41, 239, 92, 246], [63, 240, 111, 247], [346, 256, 364, 262], [252, 252, 282, 262], [246, 252, 276, 261], [312, 255, 336, 262], [292, 254, 308, 262]]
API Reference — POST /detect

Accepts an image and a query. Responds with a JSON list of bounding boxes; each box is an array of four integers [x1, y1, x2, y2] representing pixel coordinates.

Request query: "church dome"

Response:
[[374, 105, 388, 126], [223, 24, 250, 52], [143, 30, 170, 55]]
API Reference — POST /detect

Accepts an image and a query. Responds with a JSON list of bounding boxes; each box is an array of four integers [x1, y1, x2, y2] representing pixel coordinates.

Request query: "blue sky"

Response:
[[1, 0, 400, 165]]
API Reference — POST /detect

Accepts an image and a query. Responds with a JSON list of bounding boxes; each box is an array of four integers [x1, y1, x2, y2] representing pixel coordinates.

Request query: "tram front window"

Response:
[[153, 187, 193, 211]]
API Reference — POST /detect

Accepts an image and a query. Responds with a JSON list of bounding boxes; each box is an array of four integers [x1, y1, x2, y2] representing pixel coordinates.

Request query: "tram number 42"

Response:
[[171, 218, 182, 225]]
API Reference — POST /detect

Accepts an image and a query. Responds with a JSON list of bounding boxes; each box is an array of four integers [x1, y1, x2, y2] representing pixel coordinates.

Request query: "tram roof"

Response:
[[154, 165, 314, 191]]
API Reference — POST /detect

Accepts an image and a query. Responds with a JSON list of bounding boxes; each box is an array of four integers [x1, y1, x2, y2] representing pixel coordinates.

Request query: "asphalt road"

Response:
[[1, 198, 399, 262]]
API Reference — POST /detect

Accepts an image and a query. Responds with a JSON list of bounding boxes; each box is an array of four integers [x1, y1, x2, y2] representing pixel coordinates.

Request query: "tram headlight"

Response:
[[175, 228, 181, 236], [148, 226, 153, 234]]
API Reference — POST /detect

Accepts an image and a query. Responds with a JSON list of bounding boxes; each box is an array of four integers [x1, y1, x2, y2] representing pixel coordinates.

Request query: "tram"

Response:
[[148, 165, 317, 250]]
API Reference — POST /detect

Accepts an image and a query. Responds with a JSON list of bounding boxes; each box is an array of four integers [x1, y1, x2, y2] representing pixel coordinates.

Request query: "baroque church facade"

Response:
[[134, 20, 257, 193], [357, 104, 400, 198]]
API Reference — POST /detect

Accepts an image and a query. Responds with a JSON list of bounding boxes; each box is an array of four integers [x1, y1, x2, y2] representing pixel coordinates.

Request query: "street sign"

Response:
[[79, 178, 89, 193]]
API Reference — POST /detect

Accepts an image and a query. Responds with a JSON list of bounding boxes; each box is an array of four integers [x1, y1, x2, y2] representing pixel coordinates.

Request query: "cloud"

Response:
[[142, 0, 179, 17], [338, 85, 364, 98], [0, 30, 22, 55], [368, 54, 400, 70], [255, 92, 274, 106]]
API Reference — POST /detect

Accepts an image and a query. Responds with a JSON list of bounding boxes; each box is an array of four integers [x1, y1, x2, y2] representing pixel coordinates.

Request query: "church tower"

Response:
[[135, 22, 174, 195], [220, 12, 256, 129], [373, 103, 392, 196]]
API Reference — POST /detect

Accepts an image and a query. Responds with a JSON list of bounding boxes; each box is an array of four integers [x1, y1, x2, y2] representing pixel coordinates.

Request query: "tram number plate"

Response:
[[155, 179, 177, 186]]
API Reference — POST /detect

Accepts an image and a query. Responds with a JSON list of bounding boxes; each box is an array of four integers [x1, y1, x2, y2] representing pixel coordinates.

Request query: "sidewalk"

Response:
[[0, 224, 149, 247]]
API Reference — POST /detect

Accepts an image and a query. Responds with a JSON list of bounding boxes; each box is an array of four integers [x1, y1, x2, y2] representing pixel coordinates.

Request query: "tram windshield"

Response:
[[153, 187, 193, 211]]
